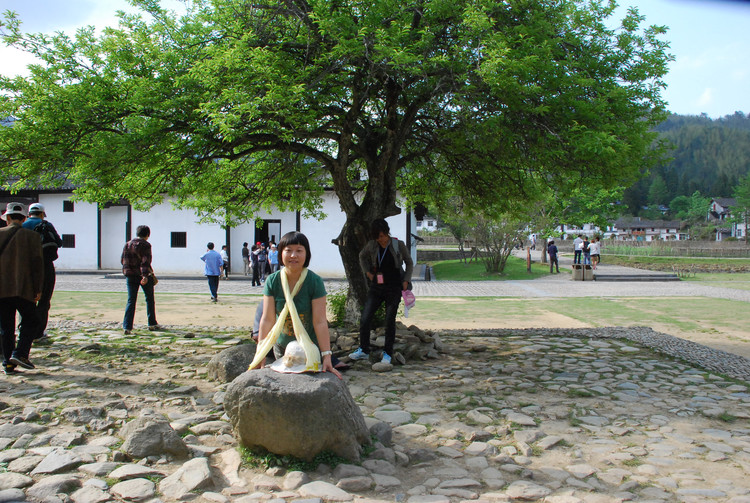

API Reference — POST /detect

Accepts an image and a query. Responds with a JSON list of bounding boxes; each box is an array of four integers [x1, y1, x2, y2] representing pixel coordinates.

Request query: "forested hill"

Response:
[[624, 111, 750, 215]]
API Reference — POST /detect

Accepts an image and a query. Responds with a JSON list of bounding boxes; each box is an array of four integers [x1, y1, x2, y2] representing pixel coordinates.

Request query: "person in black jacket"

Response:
[[22, 203, 62, 340], [349, 219, 413, 365], [548, 240, 559, 273]]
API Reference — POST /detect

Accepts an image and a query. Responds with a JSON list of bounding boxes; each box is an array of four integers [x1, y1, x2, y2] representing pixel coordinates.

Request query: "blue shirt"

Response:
[[201, 249, 223, 276], [22, 216, 43, 230]]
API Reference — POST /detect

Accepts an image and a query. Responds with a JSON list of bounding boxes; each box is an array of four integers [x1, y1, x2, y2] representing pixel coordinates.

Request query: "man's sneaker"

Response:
[[381, 353, 392, 365], [148, 325, 163, 331], [3, 364, 17, 375], [9, 355, 35, 370], [124, 329, 132, 335], [348, 348, 369, 361]]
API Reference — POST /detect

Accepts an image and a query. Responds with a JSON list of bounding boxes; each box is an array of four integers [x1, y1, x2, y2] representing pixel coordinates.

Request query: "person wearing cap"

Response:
[[200, 242, 224, 302], [249, 231, 341, 378], [22, 202, 62, 341], [121, 225, 160, 334], [0, 202, 44, 374]]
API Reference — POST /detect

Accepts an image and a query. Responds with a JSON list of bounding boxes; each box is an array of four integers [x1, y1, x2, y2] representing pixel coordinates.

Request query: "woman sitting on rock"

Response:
[[248, 231, 342, 378]]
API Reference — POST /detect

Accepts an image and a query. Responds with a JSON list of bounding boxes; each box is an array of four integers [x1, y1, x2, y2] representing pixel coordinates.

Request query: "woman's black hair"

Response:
[[370, 218, 390, 240], [277, 231, 311, 268]]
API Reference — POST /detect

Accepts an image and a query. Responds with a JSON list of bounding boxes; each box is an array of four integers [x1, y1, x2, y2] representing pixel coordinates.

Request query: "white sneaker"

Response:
[[381, 353, 391, 365], [349, 348, 369, 361]]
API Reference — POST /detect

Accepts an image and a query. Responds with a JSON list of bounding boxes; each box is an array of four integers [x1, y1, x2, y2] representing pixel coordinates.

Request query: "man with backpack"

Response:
[[22, 203, 62, 341]]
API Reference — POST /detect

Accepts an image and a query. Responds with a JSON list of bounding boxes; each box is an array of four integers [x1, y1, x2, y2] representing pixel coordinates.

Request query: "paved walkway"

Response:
[[56, 251, 750, 304]]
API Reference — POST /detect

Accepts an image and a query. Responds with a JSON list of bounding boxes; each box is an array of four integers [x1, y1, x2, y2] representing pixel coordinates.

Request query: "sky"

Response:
[[1, 0, 749, 119]]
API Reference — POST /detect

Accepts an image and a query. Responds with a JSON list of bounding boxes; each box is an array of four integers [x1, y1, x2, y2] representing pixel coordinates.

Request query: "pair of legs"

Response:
[[207, 275, 220, 301], [1, 296, 37, 369], [357, 286, 401, 357], [243, 258, 250, 276], [573, 250, 582, 264], [34, 261, 56, 339], [583, 253, 591, 265], [251, 263, 261, 286], [549, 257, 559, 273], [123, 275, 157, 331]]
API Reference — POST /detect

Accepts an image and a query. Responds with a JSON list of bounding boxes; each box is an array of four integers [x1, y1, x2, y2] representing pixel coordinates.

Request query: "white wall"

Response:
[[40, 195, 99, 270], [39, 191, 415, 277]]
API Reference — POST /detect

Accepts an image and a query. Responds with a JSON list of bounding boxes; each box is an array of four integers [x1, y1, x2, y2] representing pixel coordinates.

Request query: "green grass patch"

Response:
[[431, 256, 556, 281], [238, 446, 353, 471]]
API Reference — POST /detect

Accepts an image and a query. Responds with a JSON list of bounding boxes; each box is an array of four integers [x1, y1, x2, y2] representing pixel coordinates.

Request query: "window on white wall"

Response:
[[61, 234, 75, 248], [63, 200, 74, 212], [171, 232, 187, 248]]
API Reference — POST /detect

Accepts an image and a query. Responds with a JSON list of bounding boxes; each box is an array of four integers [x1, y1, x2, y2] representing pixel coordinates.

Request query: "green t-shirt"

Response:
[[263, 269, 327, 351]]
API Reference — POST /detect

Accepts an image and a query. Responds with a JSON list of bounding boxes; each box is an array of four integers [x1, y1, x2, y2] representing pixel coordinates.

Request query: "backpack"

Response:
[[34, 220, 62, 262]]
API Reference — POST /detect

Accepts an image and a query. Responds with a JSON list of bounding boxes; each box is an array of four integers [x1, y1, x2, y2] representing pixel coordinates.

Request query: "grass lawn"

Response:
[[430, 256, 558, 281], [603, 255, 750, 269]]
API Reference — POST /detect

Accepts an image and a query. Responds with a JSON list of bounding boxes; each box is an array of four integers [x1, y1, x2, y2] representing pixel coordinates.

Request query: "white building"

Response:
[[2, 191, 416, 277]]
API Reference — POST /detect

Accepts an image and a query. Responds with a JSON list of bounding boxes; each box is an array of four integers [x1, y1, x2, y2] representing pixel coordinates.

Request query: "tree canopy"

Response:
[[1, 0, 671, 302]]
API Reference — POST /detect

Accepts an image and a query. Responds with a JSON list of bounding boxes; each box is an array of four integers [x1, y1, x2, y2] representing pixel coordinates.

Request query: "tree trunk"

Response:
[[334, 217, 370, 311]]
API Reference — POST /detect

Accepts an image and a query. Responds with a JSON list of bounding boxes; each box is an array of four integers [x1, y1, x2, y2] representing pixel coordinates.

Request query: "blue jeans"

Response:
[[359, 285, 402, 357], [207, 275, 219, 299], [0, 296, 37, 362], [583, 253, 591, 265], [123, 275, 157, 330], [574, 250, 582, 264]]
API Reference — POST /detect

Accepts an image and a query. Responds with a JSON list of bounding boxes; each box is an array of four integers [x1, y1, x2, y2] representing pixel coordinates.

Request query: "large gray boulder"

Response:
[[119, 411, 190, 460], [224, 369, 369, 462], [207, 344, 258, 383]]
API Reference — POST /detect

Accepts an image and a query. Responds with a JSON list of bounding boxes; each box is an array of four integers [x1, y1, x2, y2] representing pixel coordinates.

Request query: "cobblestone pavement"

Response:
[[3, 324, 750, 503]]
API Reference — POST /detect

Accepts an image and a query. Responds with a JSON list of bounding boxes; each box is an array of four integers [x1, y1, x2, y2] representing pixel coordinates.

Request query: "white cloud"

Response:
[[697, 88, 714, 108]]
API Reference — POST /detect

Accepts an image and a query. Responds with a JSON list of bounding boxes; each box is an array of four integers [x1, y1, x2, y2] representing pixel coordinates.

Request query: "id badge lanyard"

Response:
[[376, 246, 387, 284]]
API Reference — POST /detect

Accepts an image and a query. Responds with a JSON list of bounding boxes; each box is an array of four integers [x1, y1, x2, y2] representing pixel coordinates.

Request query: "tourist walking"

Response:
[[0, 203, 44, 374], [220, 245, 230, 279], [582, 236, 591, 265], [250, 243, 261, 287], [22, 202, 62, 340], [121, 225, 160, 334], [349, 218, 413, 365], [241, 242, 250, 276], [573, 234, 583, 264], [200, 242, 224, 302], [249, 231, 341, 378], [590, 237, 601, 269], [547, 240, 559, 273], [268, 244, 279, 273]]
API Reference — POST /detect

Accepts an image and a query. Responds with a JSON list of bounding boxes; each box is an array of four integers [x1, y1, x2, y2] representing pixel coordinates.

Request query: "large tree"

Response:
[[0, 0, 670, 304]]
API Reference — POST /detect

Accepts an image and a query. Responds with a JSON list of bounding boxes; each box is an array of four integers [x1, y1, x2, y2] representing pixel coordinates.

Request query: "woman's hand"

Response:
[[322, 355, 342, 379]]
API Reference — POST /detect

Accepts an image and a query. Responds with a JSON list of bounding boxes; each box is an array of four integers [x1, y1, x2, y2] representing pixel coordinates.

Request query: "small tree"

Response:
[[471, 214, 528, 274]]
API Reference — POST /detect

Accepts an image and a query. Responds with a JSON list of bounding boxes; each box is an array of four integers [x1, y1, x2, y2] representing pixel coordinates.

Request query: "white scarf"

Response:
[[248, 267, 321, 372]]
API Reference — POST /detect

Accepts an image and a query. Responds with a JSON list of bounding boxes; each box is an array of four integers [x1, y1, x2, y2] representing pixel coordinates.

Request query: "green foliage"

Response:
[[625, 112, 750, 215], [327, 287, 348, 328], [1, 0, 672, 302], [238, 446, 351, 472]]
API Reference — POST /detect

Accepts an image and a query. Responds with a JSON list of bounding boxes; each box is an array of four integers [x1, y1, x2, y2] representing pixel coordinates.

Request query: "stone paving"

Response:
[[2, 323, 750, 503]]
